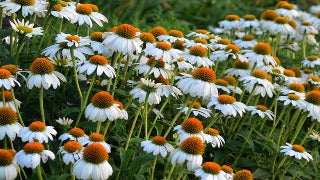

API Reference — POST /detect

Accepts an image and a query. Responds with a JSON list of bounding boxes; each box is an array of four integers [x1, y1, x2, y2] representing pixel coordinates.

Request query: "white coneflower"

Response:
[[194, 162, 228, 180], [102, 24, 142, 55], [219, 15, 241, 30], [144, 41, 181, 63], [174, 117, 206, 143], [10, 19, 43, 37], [186, 29, 210, 39], [176, 67, 218, 100], [277, 94, 306, 110], [210, 44, 247, 62], [277, 82, 305, 97], [260, 9, 278, 31], [233, 169, 254, 180], [185, 37, 212, 50], [224, 59, 251, 77], [0, 149, 19, 180], [245, 42, 277, 67], [240, 70, 274, 98], [302, 55, 320, 68], [275, 2, 299, 19], [134, 56, 173, 79], [158, 29, 186, 43], [211, 38, 231, 50], [0, 90, 21, 112], [240, 15, 259, 30], [207, 95, 246, 117], [15, 142, 55, 169], [221, 165, 234, 180], [79, 133, 111, 153], [27, 57, 66, 89], [204, 128, 225, 148], [89, 32, 109, 55], [297, 21, 318, 35], [130, 78, 161, 105], [78, 55, 115, 77], [170, 136, 204, 170], [46, 1, 76, 20], [130, 78, 181, 105], [42, 33, 93, 61], [269, 16, 295, 36], [114, 101, 128, 120], [280, 143, 313, 161], [71, 3, 108, 27], [18, 121, 56, 143], [0, 107, 22, 141], [141, 136, 174, 157], [73, 143, 113, 180], [234, 35, 257, 50], [177, 101, 212, 118], [0, 0, 45, 17], [58, 141, 83, 165], [246, 105, 274, 120], [304, 90, 320, 122], [0, 69, 20, 90], [59, 127, 88, 142], [85, 91, 122, 122], [180, 45, 213, 67], [174, 58, 194, 71]]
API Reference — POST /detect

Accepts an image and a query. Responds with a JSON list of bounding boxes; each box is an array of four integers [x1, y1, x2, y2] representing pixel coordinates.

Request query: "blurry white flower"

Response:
[[10, 19, 43, 37], [56, 117, 73, 126]]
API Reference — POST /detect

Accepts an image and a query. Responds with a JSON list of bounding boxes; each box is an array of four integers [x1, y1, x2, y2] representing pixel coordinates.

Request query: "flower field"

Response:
[[0, 0, 319, 179]]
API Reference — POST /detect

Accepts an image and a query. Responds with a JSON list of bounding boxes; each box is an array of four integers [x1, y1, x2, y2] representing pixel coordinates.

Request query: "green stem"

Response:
[[166, 164, 176, 180], [147, 97, 170, 138], [111, 58, 122, 97], [103, 121, 111, 137], [268, 106, 289, 137], [205, 114, 221, 130], [289, 113, 308, 144], [301, 121, 316, 144], [10, 89, 23, 126], [36, 17, 53, 53], [245, 83, 258, 105], [1, 87, 5, 108], [163, 96, 192, 138], [302, 32, 307, 59], [96, 121, 101, 133], [57, 18, 63, 33], [150, 156, 158, 180], [232, 121, 257, 166], [144, 93, 150, 140], [14, 37, 25, 65], [278, 158, 293, 179], [125, 103, 143, 150], [71, 47, 83, 102], [39, 86, 45, 123], [36, 165, 43, 180], [75, 74, 96, 126]]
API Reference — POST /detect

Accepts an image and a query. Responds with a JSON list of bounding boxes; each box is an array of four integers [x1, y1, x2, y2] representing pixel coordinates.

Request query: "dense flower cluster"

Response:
[[0, 0, 318, 179]]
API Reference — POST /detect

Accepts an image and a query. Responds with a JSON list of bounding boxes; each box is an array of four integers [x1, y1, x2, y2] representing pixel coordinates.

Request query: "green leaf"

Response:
[[253, 168, 272, 179], [58, 107, 79, 116], [128, 154, 153, 177], [154, 122, 163, 135], [119, 148, 135, 171]]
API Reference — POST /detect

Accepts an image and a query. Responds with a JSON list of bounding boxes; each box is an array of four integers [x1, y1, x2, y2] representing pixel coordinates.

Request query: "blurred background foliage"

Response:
[[89, 0, 320, 32]]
